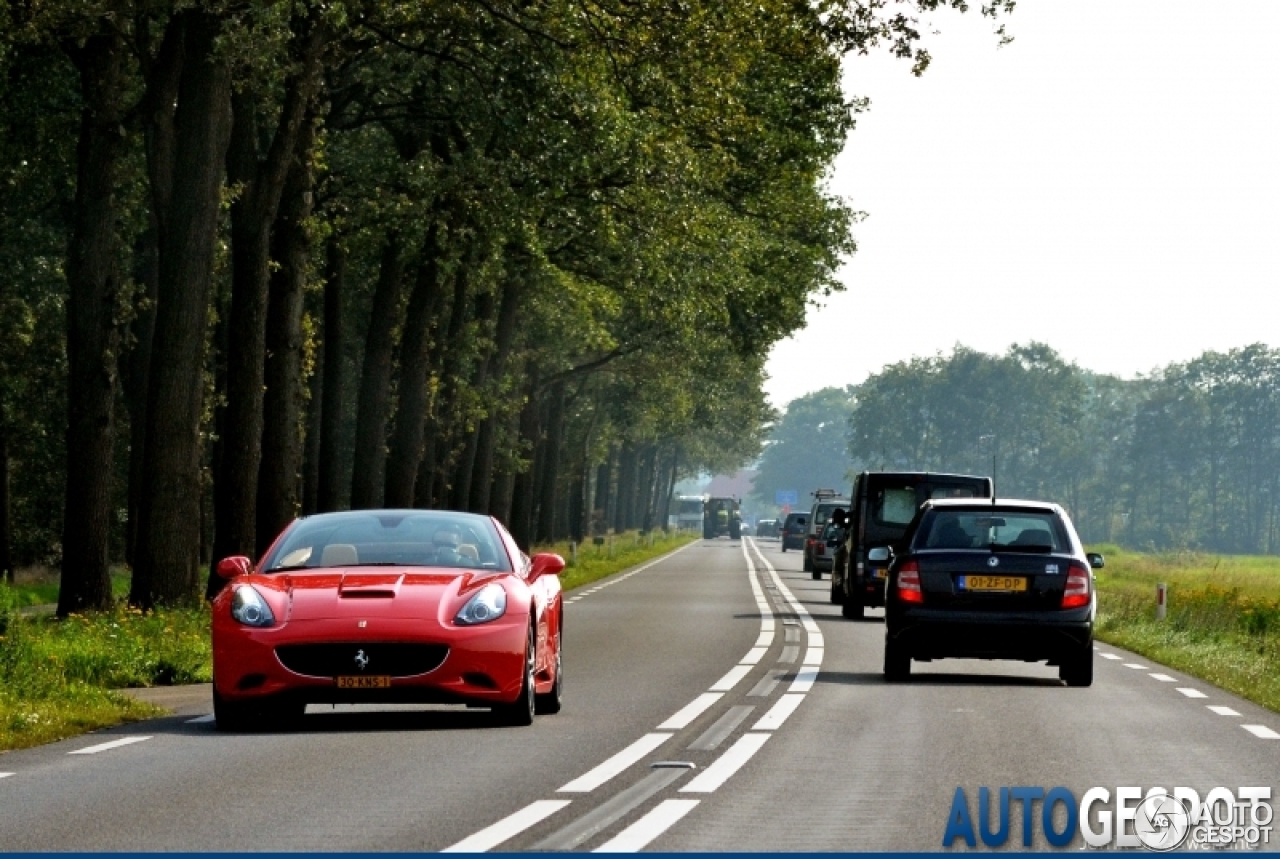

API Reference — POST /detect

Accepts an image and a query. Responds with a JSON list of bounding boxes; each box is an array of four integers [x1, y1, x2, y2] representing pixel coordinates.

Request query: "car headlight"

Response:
[[231, 585, 276, 627], [455, 583, 507, 625]]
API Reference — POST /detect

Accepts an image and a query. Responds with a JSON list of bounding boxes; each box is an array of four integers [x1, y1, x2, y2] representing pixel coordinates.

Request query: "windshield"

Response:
[[261, 511, 512, 572], [915, 510, 1067, 552]]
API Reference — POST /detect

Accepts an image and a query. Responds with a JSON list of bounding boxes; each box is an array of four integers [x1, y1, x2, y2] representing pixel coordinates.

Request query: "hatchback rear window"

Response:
[[916, 510, 1066, 552]]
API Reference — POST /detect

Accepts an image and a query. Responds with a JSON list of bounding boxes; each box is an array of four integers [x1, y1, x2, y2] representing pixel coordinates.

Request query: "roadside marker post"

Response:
[[1156, 582, 1167, 620]]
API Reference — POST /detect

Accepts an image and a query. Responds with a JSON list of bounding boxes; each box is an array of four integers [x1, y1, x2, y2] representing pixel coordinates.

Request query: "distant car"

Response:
[[810, 521, 843, 578], [802, 492, 849, 573], [211, 509, 565, 730], [780, 513, 808, 551], [878, 498, 1101, 686], [755, 519, 778, 539]]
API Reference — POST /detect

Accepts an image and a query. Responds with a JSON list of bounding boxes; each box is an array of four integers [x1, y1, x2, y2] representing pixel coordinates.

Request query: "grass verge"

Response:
[[0, 590, 211, 752], [1091, 544, 1280, 713], [533, 530, 698, 592]]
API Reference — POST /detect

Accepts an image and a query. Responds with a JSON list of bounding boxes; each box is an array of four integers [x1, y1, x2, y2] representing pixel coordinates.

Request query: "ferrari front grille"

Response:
[[275, 643, 449, 678]]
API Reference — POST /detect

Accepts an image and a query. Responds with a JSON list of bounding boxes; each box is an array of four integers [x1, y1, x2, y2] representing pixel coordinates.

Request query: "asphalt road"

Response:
[[0, 537, 1277, 852]]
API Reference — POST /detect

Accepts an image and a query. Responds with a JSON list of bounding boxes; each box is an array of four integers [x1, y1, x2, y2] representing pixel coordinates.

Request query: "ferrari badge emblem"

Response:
[[987, 556, 1000, 568], [354, 649, 370, 671]]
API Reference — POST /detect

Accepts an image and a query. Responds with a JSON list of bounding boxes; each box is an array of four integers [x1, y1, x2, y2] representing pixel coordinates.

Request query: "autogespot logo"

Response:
[[942, 786, 1273, 850]]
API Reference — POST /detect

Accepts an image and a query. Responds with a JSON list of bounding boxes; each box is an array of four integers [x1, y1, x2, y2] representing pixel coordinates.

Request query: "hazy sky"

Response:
[[763, 1, 1280, 409]]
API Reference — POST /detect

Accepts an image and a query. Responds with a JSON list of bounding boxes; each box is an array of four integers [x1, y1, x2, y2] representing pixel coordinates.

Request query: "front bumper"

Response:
[[213, 614, 530, 706], [887, 606, 1093, 663]]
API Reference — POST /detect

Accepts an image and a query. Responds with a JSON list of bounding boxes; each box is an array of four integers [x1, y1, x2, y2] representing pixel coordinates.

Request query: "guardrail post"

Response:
[[1156, 582, 1167, 620], [569, 541, 577, 566]]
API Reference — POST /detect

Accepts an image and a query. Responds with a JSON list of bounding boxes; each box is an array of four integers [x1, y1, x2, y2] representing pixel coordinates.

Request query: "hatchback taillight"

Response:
[[895, 560, 923, 604], [1062, 561, 1091, 609]]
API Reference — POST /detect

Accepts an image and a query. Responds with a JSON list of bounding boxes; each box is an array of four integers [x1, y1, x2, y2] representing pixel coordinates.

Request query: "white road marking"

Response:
[[441, 799, 572, 852], [1123, 663, 1149, 669], [789, 666, 818, 693], [1242, 725, 1280, 739], [1148, 673, 1177, 682], [740, 647, 768, 666], [753, 693, 805, 731], [0, 773, 12, 779], [657, 693, 722, 731], [1100, 653, 1122, 660], [1177, 688, 1209, 698], [803, 647, 824, 666], [680, 733, 771, 793], [709, 664, 752, 692], [1208, 706, 1241, 717], [185, 714, 215, 724], [592, 799, 700, 853], [68, 736, 152, 755], [753, 629, 773, 648], [558, 734, 671, 793]]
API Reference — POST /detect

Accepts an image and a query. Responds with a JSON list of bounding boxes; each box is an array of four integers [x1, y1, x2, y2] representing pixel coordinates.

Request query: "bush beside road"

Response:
[[1092, 544, 1280, 714]]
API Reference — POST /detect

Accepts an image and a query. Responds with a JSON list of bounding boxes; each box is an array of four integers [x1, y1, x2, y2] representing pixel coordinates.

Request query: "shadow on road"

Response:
[[817, 670, 1062, 688]]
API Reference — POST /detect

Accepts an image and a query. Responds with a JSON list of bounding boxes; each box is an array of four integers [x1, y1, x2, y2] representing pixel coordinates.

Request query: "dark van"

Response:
[[832, 471, 992, 619], [780, 513, 808, 551]]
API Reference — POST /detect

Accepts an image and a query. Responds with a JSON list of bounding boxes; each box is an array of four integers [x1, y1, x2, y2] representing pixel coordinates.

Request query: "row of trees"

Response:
[[757, 343, 1280, 554], [1, 1, 1007, 612]]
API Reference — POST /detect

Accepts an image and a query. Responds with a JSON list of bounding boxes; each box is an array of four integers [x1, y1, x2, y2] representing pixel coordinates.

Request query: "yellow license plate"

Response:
[[962, 575, 1027, 592], [336, 675, 391, 689], [872, 568, 887, 579]]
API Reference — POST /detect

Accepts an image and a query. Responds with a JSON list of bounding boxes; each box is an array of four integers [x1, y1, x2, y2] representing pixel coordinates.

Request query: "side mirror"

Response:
[[867, 546, 891, 563], [1086, 552, 1105, 570], [529, 552, 565, 581], [216, 555, 253, 579]]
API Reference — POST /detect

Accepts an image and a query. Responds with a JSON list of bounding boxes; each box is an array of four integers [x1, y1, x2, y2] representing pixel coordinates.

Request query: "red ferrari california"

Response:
[[211, 509, 564, 730]]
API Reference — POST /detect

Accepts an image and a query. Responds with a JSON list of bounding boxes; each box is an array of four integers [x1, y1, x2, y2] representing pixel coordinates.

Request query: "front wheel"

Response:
[[829, 577, 843, 605], [535, 636, 563, 715], [841, 592, 865, 620], [1059, 644, 1094, 687], [213, 687, 256, 732], [884, 636, 911, 681], [494, 625, 536, 726]]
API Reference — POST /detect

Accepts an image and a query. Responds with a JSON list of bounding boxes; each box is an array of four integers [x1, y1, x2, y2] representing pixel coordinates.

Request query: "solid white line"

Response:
[[1242, 724, 1280, 739], [740, 647, 768, 666], [1177, 688, 1208, 698], [754, 629, 773, 648], [185, 714, 216, 724], [803, 647, 824, 666], [680, 733, 771, 793], [1100, 653, 1122, 660], [592, 799, 700, 853], [558, 734, 671, 793], [806, 631, 825, 649], [753, 694, 805, 731], [1148, 673, 1177, 682], [709, 664, 752, 693], [789, 666, 818, 693], [1208, 706, 1241, 717], [441, 799, 572, 852], [68, 736, 152, 755], [1123, 663, 1148, 670], [0, 773, 12, 779], [657, 693, 723, 731]]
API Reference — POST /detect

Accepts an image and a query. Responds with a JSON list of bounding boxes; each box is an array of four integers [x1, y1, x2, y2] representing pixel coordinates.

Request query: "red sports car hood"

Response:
[[254, 569, 507, 623]]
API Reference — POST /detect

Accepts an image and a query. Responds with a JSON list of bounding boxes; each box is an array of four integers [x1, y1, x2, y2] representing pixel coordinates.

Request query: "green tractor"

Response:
[[703, 497, 742, 540]]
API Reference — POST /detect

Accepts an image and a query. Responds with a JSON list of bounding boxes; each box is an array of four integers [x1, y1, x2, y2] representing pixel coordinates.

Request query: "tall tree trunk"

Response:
[[213, 15, 326, 571], [253, 115, 317, 558], [316, 237, 346, 512], [349, 235, 405, 508], [613, 443, 635, 533], [59, 31, 128, 614], [0, 432, 11, 584], [536, 381, 567, 543], [131, 10, 234, 609], [468, 273, 522, 513], [124, 226, 159, 568], [595, 451, 613, 535], [659, 447, 678, 532], [508, 381, 541, 550], [639, 446, 657, 533], [434, 261, 475, 509], [385, 227, 443, 507], [301, 317, 323, 516]]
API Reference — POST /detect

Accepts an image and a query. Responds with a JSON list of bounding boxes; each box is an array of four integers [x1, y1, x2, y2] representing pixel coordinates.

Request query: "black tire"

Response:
[[811, 569, 822, 580], [829, 576, 843, 605], [213, 687, 255, 733], [1059, 644, 1094, 687], [535, 636, 563, 715], [841, 591, 865, 620], [883, 636, 910, 681], [780, 544, 787, 552], [493, 625, 536, 726]]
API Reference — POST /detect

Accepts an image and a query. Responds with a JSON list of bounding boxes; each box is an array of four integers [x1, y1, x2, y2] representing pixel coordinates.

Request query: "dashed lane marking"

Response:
[[185, 714, 215, 724], [1122, 663, 1149, 670], [709, 664, 752, 693], [753, 693, 804, 731], [68, 736, 152, 755], [441, 800, 572, 853], [535, 769, 686, 851], [1177, 688, 1209, 698], [0, 773, 12, 779], [657, 693, 723, 731], [1208, 706, 1241, 717], [789, 666, 819, 694], [558, 734, 672, 794], [679, 733, 771, 794], [1100, 653, 1122, 660], [591, 799, 700, 853], [1241, 725, 1280, 739], [1148, 673, 1177, 682]]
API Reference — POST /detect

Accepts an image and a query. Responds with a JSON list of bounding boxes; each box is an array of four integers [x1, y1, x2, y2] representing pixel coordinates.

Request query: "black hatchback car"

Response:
[[780, 513, 808, 551], [875, 498, 1102, 686]]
